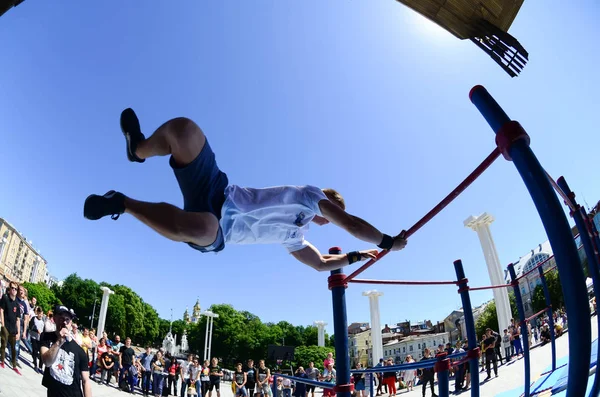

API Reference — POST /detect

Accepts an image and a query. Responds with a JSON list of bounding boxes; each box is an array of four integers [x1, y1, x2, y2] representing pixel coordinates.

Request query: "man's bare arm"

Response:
[[41, 343, 63, 367], [81, 371, 92, 397], [291, 243, 377, 272], [319, 200, 406, 251]]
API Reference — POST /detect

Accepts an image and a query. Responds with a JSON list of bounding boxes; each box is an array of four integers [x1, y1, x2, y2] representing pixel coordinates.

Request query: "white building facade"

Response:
[[382, 332, 450, 363]]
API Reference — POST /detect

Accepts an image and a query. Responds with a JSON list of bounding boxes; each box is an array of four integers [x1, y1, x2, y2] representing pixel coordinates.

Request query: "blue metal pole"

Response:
[[509, 263, 531, 397], [537, 266, 557, 372], [435, 355, 450, 397], [453, 260, 479, 397], [591, 220, 600, 272], [471, 85, 591, 397], [557, 177, 600, 396], [329, 247, 352, 397], [369, 373, 374, 397], [273, 375, 278, 397]]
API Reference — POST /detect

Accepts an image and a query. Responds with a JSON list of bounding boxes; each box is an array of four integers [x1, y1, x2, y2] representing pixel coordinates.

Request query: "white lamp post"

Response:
[[201, 310, 219, 361]]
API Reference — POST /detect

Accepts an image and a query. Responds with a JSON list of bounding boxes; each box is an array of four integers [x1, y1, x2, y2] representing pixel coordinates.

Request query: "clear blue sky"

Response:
[[1, 1, 599, 335]]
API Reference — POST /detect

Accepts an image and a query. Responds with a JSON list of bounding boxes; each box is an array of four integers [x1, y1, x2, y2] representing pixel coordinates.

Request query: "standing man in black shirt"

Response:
[[244, 359, 257, 397], [119, 337, 137, 393], [418, 349, 437, 397], [0, 281, 21, 374], [483, 328, 499, 380], [40, 305, 92, 397]]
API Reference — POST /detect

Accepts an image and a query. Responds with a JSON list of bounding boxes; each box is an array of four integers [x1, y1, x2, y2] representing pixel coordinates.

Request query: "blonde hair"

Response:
[[322, 188, 345, 210]]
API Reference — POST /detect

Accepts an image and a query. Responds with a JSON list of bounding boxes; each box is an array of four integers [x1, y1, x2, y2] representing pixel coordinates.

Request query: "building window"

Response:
[[521, 287, 527, 295], [523, 253, 550, 274], [403, 347, 405, 353], [418, 344, 421, 349], [409, 346, 413, 352]]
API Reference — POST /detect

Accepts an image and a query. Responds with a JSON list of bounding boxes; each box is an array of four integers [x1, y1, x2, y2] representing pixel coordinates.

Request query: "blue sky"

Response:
[[1, 1, 599, 335]]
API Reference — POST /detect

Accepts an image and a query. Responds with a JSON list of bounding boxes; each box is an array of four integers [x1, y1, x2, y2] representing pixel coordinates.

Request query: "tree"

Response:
[[22, 282, 61, 313], [475, 301, 496, 339], [53, 274, 101, 329], [142, 302, 160, 346], [293, 346, 333, 371], [171, 320, 189, 346], [111, 285, 145, 342], [156, 318, 171, 347], [530, 269, 564, 314]]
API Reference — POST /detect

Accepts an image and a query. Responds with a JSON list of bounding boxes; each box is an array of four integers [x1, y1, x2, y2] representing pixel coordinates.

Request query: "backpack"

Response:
[[119, 379, 131, 392]]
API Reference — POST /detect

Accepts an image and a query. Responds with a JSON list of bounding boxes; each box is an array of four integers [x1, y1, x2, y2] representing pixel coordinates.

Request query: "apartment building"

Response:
[[0, 218, 47, 284]]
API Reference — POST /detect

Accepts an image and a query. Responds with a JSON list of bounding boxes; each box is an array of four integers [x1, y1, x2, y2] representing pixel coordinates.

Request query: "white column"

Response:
[[363, 290, 384, 364], [202, 310, 219, 361], [313, 321, 328, 347], [465, 213, 512, 335], [96, 286, 114, 338]]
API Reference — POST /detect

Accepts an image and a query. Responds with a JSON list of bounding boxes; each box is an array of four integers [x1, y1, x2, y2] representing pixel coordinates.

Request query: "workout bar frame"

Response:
[[324, 86, 592, 397], [471, 85, 591, 397]]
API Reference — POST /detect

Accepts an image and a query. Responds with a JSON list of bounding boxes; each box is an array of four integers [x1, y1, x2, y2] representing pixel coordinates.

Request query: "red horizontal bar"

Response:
[[524, 307, 549, 323], [348, 278, 458, 286], [404, 148, 501, 240], [343, 148, 501, 283], [469, 284, 512, 291]]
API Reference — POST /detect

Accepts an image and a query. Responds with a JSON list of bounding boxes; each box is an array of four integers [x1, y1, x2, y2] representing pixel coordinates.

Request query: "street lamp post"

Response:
[[201, 310, 219, 361]]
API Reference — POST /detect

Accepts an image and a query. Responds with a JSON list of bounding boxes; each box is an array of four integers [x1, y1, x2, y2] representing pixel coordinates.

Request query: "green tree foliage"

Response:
[[142, 303, 160, 346], [475, 294, 520, 339], [52, 274, 101, 329], [293, 346, 333, 371], [156, 319, 171, 346], [21, 282, 61, 313], [104, 292, 126, 338], [171, 320, 189, 345], [530, 270, 564, 314], [50, 274, 334, 363], [111, 285, 145, 342]]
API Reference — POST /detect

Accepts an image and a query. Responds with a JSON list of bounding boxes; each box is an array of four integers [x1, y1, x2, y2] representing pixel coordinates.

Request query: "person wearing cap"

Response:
[[40, 305, 92, 397]]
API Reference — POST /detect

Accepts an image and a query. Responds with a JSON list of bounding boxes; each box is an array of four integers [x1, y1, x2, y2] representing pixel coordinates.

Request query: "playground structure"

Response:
[[272, 86, 600, 397]]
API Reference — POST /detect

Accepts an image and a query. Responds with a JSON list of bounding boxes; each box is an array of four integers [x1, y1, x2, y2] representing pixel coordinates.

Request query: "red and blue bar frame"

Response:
[[274, 86, 595, 397], [470, 85, 592, 397]]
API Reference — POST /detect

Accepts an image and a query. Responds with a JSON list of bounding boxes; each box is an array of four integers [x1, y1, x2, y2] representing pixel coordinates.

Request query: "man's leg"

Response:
[[496, 346, 503, 365], [9, 334, 18, 368], [0, 326, 8, 365], [85, 113, 220, 247]]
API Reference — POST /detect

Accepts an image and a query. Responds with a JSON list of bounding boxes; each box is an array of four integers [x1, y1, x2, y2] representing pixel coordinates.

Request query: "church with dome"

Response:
[[183, 299, 202, 324]]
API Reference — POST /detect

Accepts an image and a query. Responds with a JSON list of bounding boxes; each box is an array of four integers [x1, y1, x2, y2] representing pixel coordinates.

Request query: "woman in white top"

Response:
[[402, 356, 416, 392]]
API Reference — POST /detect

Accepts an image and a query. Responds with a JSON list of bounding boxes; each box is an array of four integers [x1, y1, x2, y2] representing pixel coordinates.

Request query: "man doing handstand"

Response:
[[84, 109, 407, 271]]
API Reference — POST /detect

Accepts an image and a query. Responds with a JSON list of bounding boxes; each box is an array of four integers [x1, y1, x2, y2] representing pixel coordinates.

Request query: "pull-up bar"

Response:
[[343, 148, 501, 283], [347, 278, 458, 286]]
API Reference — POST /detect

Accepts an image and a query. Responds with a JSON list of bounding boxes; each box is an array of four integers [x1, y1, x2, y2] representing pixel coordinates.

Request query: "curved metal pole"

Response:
[[471, 85, 591, 397]]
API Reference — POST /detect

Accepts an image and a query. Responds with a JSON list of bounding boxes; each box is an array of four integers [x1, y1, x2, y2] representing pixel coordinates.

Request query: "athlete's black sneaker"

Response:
[[83, 190, 126, 220], [120, 108, 146, 163]]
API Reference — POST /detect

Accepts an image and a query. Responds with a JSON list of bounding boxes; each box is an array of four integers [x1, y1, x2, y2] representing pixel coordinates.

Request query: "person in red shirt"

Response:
[[323, 352, 334, 368]]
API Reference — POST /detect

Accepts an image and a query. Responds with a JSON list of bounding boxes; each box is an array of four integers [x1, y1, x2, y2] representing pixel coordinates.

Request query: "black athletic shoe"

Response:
[[120, 108, 146, 163], [84, 190, 126, 220]]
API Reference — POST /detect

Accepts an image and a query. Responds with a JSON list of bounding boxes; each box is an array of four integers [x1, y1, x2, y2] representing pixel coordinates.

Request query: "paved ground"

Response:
[[0, 318, 596, 397]]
